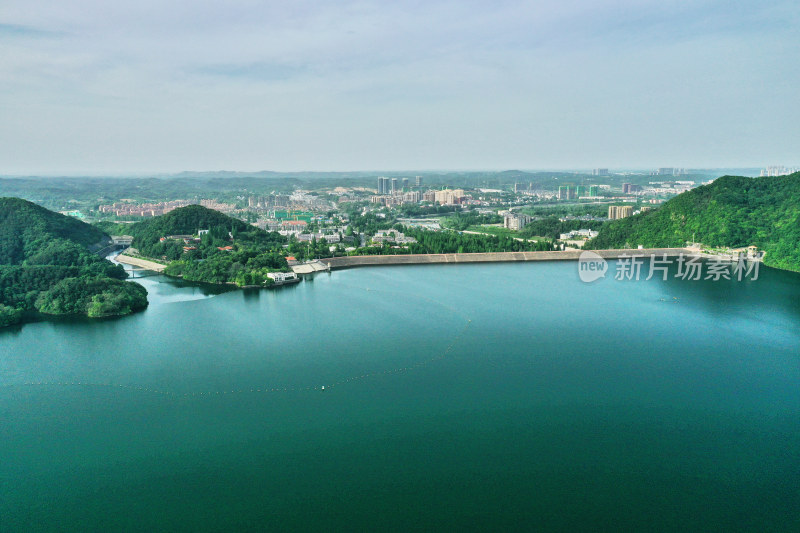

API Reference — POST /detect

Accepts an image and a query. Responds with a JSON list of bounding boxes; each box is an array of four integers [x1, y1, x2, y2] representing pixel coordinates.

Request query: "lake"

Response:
[[2, 261, 799, 531]]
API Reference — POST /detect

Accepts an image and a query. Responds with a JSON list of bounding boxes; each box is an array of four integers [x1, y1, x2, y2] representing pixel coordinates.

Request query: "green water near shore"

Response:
[[2, 262, 799, 531]]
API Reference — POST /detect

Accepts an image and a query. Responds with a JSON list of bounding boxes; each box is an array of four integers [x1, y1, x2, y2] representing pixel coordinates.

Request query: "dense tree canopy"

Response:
[[36, 277, 148, 318], [441, 212, 503, 231], [0, 197, 107, 264], [353, 227, 553, 255], [126, 204, 252, 248]]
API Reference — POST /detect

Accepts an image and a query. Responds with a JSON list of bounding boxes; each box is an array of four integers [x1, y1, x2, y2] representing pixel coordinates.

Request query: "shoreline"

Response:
[[115, 246, 772, 284], [115, 254, 167, 272], [114, 253, 302, 290]]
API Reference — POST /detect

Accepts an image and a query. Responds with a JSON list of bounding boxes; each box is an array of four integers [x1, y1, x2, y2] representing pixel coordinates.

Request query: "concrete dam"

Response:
[[322, 248, 694, 270]]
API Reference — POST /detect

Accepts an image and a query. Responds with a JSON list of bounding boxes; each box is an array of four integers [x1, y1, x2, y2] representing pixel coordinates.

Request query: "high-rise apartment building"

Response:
[[608, 206, 633, 220], [402, 191, 421, 203]]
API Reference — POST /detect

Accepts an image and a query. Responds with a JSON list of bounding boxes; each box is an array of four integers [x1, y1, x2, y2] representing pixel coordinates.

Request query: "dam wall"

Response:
[[322, 248, 694, 270]]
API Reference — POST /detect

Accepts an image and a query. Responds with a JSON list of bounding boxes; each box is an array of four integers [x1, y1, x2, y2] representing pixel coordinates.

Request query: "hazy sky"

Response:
[[1, 0, 798, 174]]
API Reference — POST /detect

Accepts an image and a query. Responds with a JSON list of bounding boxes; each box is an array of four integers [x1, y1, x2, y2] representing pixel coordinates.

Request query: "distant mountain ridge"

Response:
[[587, 173, 800, 271]]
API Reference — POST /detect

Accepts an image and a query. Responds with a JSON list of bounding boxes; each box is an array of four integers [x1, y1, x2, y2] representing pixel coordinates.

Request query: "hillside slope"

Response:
[[127, 204, 252, 240], [587, 173, 800, 271], [0, 198, 147, 326], [0, 197, 108, 264], [125, 204, 259, 258]]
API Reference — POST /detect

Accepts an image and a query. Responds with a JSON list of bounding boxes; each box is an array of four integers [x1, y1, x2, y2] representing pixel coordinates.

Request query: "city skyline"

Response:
[[1, 0, 798, 174]]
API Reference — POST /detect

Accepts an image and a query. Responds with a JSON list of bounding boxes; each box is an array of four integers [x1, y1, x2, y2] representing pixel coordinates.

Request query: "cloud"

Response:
[[0, 23, 55, 37], [0, 0, 797, 173]]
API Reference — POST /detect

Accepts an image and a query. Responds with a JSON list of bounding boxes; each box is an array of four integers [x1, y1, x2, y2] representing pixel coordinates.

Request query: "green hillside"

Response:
[[587, 173, 800, 271], [0, 197, 108, 264], [0, 198, 147, 327], [127, 204, 252, 241], [125, 205, 290, 287]]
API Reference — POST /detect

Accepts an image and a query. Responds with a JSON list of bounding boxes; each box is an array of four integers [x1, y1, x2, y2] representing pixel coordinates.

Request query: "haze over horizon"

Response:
[[1, 0, 798, 174]]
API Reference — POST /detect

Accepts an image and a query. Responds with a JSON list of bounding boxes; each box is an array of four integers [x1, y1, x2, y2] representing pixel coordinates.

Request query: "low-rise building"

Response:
[[267, 272, 298, 283], [281, 220, 308, 233], [372, 230, 417, 244], [559, 229, 599, 240]]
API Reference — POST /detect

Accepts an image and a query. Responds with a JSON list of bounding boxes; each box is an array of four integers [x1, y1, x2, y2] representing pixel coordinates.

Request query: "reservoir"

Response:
[[2, 261, 799, 531]]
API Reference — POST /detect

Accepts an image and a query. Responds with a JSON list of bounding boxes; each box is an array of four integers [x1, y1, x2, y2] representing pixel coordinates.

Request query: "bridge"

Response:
[[114, 254, 167, 273], [119, 264, 161, 278]]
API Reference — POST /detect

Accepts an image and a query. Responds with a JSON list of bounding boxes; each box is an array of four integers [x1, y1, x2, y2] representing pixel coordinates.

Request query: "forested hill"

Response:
[[121, 205, 290, 287], [127, 204, 252, 241], [124, 204, 257, 257], [0, 197, 108, 264], [0, 198, 147, 327], [587, 173, 800, 271]]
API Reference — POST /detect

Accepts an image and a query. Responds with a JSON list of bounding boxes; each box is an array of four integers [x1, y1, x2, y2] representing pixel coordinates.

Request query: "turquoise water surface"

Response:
[[1, 262, 799, 531]]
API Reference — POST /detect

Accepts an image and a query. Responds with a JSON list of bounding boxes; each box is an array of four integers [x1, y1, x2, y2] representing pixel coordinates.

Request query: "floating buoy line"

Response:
[[3, 286, 473, 399]]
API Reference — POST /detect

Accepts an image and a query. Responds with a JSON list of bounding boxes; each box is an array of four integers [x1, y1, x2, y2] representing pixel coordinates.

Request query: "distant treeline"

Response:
[[0, 171, 725, 211]]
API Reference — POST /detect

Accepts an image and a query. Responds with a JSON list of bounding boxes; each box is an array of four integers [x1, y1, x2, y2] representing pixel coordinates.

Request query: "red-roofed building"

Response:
[[281, 220, 308, 231]]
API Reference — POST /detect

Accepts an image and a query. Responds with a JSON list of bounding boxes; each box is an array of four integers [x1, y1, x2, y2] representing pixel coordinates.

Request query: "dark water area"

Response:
[[2, 261, 799, 531]]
